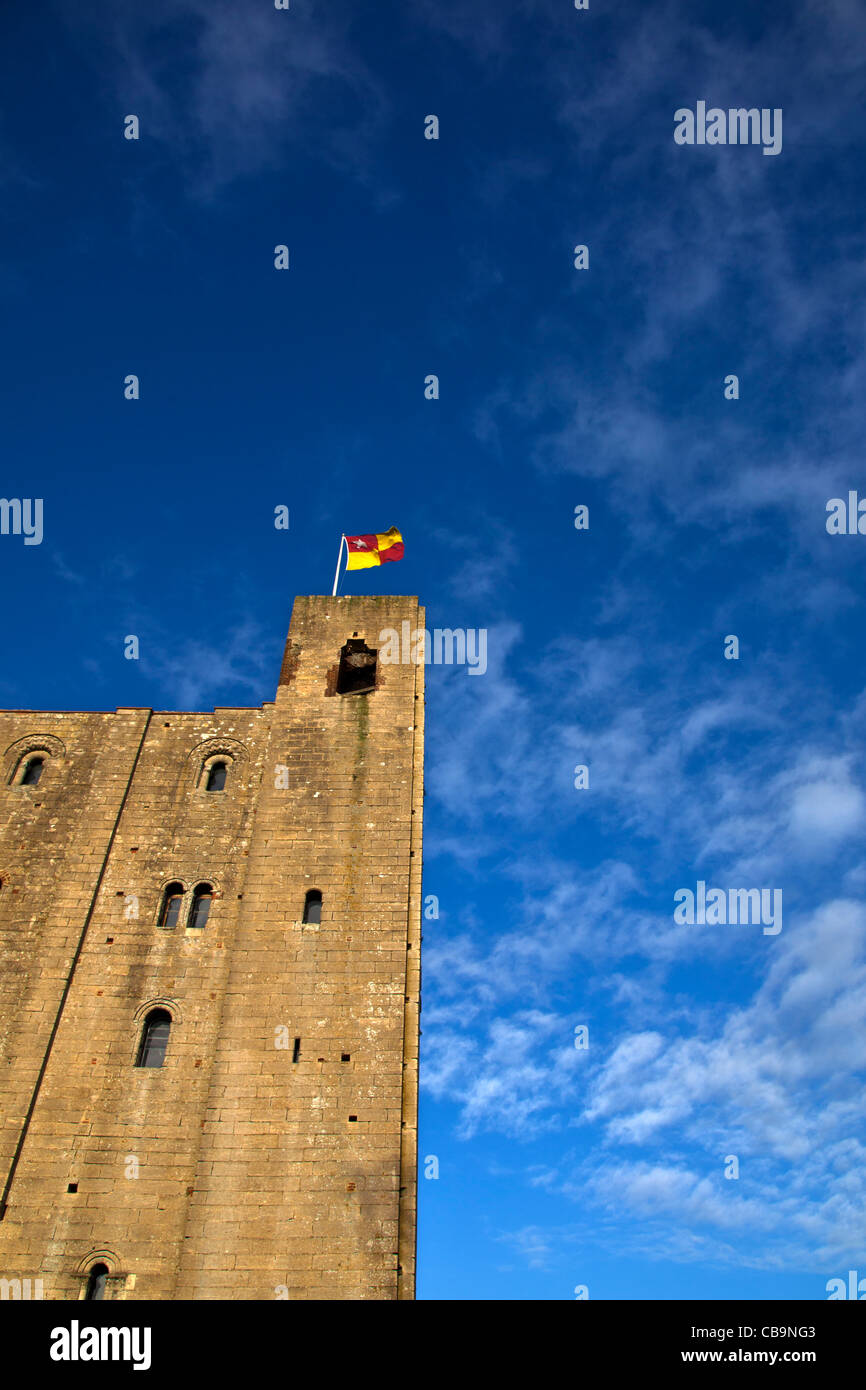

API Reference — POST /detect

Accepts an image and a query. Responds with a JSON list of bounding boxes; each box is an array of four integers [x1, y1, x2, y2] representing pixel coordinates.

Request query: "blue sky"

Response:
[[2, 0, 866, 1300]]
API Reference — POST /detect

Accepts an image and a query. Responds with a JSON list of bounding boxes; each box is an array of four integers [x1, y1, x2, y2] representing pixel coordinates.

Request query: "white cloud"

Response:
[[789, 775, 865, 845], [72, 0, 387, 196]]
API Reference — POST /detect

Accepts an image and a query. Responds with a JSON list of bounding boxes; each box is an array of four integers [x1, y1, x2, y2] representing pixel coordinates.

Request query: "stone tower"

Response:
[[0, 595, 424, 1300]]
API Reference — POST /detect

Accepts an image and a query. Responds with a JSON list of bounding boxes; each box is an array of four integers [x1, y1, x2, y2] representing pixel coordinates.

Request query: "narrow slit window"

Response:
[[302, 890, 322, 925], [20, 756, 44, 786], [159, 883, 184, 931], [205, 761, 227, 791], [136, 1009, 171, 1068], [336, 638, 377, 695], [292, 1037, 301, 1063], [188, 884, 212, 930], [85, 1263, 109, 1301]]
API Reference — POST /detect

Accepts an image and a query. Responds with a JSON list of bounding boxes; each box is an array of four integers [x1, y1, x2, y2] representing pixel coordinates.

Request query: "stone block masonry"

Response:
[[0, 595, 424, 1300]]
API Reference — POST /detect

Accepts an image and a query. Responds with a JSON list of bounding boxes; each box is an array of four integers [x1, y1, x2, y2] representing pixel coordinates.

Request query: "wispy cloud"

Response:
[[72, 0, 388, 196], [423, 591, 866, 1265], [139, 616, 280, 709]]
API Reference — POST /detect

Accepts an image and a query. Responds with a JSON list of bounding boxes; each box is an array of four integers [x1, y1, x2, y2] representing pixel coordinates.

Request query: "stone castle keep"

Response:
[[0, 595, 424, 1300]]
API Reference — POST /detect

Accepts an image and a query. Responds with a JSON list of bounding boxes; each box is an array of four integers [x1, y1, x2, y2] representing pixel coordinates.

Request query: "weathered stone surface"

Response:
[[0, 595, 423, 1301]]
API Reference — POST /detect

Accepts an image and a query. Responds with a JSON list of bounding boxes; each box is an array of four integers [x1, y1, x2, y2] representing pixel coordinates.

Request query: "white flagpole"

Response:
[[331, 535, 347, 596]]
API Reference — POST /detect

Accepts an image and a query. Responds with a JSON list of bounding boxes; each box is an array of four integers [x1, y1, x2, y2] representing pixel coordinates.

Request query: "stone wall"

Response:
[[0, 595, 423, 1301]]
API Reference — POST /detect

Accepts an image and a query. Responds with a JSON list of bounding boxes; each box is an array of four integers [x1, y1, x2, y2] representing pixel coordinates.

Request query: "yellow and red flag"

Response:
[[344, 526, 404, 570]]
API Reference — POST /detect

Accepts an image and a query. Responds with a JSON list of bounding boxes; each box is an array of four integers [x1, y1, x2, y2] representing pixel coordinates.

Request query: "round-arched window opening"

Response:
[[85, 1263, 109, 1300], [20, 756, 44, 787], [189, 884, 213, 930], [205, 761, 227, 792], [159, 883, 184, 931], [302, 890, 322, 925], [135, 1009, 172, 1068]]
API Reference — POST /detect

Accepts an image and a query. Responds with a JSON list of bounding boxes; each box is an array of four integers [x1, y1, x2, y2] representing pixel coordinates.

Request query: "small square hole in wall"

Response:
[[106, 937, 114, 944], [67, 1183, 78, 1193], [341, 1054, 350, 1062], [348, 1115, 357, 1122]]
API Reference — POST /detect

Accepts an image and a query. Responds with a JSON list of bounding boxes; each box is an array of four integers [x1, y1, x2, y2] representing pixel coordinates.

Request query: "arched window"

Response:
[[20, 756, 44, 786], [302, 890, 322, 925], [205, 761, 227, 791], [136, 1009, 171, 1068], [188, 884, 212, 930], [159, 883, 184, 930], [85, 1263, 109, 1300]]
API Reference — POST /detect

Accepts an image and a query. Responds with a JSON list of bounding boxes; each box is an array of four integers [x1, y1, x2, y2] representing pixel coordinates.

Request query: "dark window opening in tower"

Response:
[[159, 883, 184, 930], [205, 761, 227, 791], [21, 756, 44, 786], [136, 1009, 172, 1068], [336, 638, 377, 695], [302, 890, 322, 924], [85, 1264, 109, 1300], [189, 884, 212, 930]]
